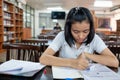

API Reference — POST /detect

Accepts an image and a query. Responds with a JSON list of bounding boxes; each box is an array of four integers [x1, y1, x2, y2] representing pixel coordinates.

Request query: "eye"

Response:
[[83, 30, 89, 33], [73, 30, 79, 34]]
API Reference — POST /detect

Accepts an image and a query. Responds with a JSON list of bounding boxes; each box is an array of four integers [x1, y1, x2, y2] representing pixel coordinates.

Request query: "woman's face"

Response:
[[71, 21, 90, 44]]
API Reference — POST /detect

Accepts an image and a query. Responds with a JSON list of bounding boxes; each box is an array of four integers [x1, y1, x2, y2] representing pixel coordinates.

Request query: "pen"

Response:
[[65, 78, 73, 80], [3, 67, 23, 72]]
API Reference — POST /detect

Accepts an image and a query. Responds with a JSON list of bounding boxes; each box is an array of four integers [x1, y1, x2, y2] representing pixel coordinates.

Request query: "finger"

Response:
[[77, 53, 86, 59], [78, 61, 89, 68], [78, 64, 85, 70], [78, 64, 88, 70], [82, 52, 87, 58], [77, 53, 82, 59]]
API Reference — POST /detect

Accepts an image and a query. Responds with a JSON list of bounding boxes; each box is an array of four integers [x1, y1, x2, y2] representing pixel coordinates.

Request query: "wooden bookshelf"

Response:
[[15, 6, 23, 42], [3, 0, 15, 43], [0, 0, 23, 52]]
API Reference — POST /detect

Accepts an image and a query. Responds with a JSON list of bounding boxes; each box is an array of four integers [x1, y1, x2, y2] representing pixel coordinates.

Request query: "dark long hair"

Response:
[[64, 7, 95, 47]]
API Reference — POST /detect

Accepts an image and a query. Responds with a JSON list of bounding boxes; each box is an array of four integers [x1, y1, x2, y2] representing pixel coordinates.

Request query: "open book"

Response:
[[52, 64, 120, 80], [0, 59, 45, 76], [52, 66, 84, 79]]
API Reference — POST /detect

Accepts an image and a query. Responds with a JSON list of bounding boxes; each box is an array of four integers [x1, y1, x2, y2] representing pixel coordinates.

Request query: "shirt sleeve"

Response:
[[48, 31, 64, 52], [93, 34, 107, 54]]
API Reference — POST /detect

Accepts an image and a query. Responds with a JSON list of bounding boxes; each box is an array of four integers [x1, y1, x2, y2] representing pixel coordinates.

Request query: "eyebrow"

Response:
[[72, 29, 89, 31], [83, 29, 89, 31]]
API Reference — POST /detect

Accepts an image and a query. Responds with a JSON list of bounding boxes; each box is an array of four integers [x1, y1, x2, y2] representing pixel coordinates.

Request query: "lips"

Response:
[[77, 39, 84, 43]]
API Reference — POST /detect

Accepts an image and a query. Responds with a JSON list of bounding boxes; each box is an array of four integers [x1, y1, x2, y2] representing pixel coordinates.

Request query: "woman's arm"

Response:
[[84, 48, 119, 68], [39, 48, 89, 70]]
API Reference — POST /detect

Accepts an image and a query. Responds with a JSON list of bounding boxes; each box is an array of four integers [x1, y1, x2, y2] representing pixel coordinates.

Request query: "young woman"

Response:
[[40, 7, 119, 70]]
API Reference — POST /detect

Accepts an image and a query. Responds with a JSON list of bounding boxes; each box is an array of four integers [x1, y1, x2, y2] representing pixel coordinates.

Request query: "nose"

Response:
[[78, 33, 83, 39]]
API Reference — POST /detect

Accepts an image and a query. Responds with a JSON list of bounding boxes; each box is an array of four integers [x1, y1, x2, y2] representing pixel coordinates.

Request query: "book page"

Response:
[[52, 66, 83, 79]]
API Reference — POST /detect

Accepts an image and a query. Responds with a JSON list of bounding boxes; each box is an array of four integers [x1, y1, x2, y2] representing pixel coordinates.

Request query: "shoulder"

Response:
[[56, 31, 64, 38], [93, 34, 102, 41], [54, 31, 65, 43], [90, 34, 107, 53], [90, 33, 106, 47], [49, 31, 65, 52], [96, 34, 103, 40], [90, 33, 104, 45]]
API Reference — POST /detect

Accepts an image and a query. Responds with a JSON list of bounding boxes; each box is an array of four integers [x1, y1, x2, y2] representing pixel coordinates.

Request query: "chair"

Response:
[[3, 43, 42, 62], [47, 35, 55, 40], [106, 42, 120, 66], [38, 35, 48, 39], [21, 39, 48, 52], [38, 34, 56, 40]]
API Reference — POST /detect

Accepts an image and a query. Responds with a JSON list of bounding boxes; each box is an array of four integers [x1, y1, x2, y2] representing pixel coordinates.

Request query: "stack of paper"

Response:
[[81, 64, 120, 80], [0, 59, 45, 75]]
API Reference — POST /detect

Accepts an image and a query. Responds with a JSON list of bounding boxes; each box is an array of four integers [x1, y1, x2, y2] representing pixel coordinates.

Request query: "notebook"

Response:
[[0, 59, 45, 77]]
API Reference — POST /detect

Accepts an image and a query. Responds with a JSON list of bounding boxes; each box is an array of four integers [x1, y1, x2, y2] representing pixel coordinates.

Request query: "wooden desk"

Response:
[[0, 63, 118, 80], [0, 66, 83, 80], [40, 66, 118, 80], [40, 66, 84, 80]]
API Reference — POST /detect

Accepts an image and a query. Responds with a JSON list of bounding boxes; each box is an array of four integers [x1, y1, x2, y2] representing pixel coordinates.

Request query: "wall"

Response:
[[39, 13, 65, 29], [34, 10, 65, 37], [111, 9, 120, 31], [35, 10, 40, 37], [96, 9, 120, 31], [34, 9, 120, 37]]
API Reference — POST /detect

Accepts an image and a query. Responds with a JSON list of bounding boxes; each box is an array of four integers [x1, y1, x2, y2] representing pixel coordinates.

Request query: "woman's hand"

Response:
[[70, 53, 89, 70]]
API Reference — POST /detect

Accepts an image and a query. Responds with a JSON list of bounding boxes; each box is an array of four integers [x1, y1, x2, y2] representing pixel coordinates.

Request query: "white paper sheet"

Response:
[[81, 64, 120, 80], [0, 59, 45, 75], [52, 66, 83, 79]]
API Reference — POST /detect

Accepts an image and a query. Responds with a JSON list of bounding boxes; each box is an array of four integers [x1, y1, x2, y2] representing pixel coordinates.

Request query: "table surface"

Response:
[[0, 66, 85, 80], [0, 65, 118, 80]]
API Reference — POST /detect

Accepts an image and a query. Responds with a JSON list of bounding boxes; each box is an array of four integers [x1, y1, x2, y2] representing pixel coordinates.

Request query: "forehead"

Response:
[[71, 21, 90, 30]]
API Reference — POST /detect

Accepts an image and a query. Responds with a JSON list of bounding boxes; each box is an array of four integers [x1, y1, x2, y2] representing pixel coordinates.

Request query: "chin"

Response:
[[76, 39, 83, 43], [79, 42, 83, 44]]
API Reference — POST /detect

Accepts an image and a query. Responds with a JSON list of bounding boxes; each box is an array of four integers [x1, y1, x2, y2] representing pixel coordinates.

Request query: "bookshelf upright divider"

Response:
[[15, 6, 23, 42], [0, 0, 4, 52]]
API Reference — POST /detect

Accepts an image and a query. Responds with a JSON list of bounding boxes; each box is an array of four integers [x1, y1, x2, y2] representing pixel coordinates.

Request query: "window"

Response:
[[23, 4, 35, 28]]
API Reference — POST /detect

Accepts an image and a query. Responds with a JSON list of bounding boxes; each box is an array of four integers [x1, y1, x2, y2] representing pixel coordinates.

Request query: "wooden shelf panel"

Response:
[[4, 10, 14, 14], [4, 18, 14, 21], [0, 0, 23, 52], [4, 0, 13, 5], [4, 25, 14, 27]]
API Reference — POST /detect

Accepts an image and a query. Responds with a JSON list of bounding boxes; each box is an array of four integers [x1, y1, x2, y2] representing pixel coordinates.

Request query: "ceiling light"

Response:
[[94, 0, 113, 7], [52, 19, 58, 22], [47, 6, 63, 10]]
